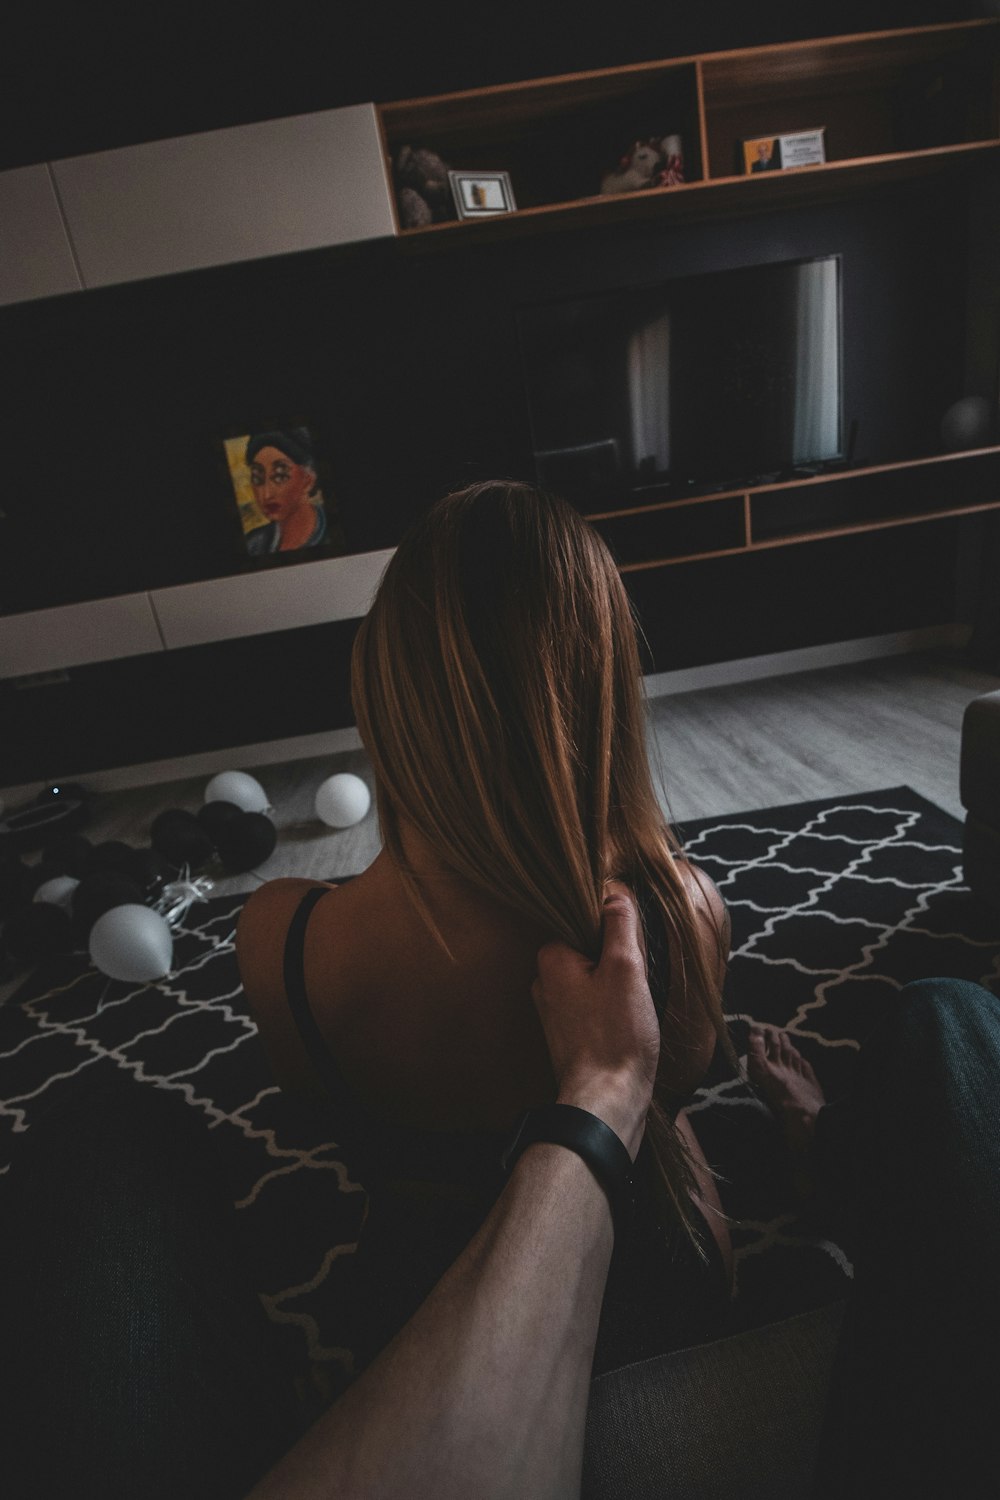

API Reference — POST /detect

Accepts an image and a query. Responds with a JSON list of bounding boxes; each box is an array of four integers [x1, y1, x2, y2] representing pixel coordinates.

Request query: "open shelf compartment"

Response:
[[700, 20, 1000, 179], [379, 61, 703, 226]]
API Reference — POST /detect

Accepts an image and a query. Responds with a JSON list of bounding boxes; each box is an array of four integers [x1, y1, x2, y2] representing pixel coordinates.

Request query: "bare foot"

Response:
[[746, 1026, 827, 1202]]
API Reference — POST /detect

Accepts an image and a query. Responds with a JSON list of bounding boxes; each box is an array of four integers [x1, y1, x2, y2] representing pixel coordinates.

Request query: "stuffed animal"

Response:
[[394, 145, 456, 226], [655, 133, 685, 187], [600, 134, 685, 195], [600, 140, 661, 196]]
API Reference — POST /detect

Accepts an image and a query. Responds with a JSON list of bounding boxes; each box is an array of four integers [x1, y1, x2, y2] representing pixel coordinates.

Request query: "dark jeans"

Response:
[[812, 976, 1000, 1498], [3, 978, 999, 1498], [0, 1082, 302, 1500]]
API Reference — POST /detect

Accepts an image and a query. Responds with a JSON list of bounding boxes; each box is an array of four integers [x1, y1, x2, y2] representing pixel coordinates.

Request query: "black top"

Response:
[[281, 881, 731, 1375]]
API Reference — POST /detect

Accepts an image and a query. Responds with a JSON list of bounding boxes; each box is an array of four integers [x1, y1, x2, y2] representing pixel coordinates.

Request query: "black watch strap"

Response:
[[500, 1103, 636, 1234]]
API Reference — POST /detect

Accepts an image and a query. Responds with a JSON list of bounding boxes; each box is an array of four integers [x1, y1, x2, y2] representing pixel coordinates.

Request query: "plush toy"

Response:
[[600, 134, 685, 195], [394, 145, 456, 227], [600, 140, 661, 196], [655, 133, 685, 187]]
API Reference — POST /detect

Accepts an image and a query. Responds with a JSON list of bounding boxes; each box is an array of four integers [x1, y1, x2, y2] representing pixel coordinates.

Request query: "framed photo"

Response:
[[448, 170, 517, 219], [742, 129, 826, 175], [220, 422, 346, 562]]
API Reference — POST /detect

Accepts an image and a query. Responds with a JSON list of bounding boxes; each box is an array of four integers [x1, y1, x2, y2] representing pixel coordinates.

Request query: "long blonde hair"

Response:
[[351, 480, 732, 1247]]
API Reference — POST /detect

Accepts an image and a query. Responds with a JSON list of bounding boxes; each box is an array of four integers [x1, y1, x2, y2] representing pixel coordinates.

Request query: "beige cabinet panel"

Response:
[[52, 104, 394, 288], [0, 593, 164, 678], [150, 549, 394, 649], [0, 164, 83, 306]]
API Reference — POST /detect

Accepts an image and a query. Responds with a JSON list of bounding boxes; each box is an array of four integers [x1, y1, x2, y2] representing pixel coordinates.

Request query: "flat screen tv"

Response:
[[517, 255, 843, 503]]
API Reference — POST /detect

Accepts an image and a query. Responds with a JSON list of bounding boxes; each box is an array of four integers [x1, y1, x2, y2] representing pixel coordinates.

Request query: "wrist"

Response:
[[501, 1103, 637, 1236], [556, 1071, 651, 1162]]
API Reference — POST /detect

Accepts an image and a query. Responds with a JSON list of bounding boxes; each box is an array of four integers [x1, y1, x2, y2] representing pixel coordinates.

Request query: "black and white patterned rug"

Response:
[[2, 786, 998, 1398]]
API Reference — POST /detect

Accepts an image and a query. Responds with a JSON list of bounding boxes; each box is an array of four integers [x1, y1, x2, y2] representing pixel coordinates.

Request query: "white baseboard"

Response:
[[641, 624, 971, 698], [1, 724, 364, 805], [1, 624, 970, 804]]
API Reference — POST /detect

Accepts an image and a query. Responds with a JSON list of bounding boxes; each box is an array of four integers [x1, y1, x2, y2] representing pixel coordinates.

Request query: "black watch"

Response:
[[500, 1102, 636, 1234]]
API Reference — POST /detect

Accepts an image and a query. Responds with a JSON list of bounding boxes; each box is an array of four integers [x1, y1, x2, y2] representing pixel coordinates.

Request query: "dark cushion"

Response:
[[583, 1300, 846, 1500], [961, 689, 1000, 826], [964, 815, 1000, 911]]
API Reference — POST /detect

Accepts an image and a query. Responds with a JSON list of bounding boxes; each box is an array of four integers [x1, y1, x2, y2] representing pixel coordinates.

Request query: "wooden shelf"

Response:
[[584, 446, 1000, 575], [378, 18, 1000, 248]]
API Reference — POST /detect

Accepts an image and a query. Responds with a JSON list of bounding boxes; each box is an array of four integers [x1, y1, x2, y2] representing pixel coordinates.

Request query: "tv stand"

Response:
[[586, 446, 1000, 572]]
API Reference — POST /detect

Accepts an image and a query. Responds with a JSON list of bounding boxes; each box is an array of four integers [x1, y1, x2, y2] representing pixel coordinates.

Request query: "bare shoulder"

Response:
[[676, 858, 731, 958], [236, 877, 338, 1096], [236, 877, 336, 995], [656, 858, 730, 1095]]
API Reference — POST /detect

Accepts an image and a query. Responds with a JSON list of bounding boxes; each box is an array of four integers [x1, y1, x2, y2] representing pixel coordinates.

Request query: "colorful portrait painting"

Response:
[[223, 426, 344, 558]]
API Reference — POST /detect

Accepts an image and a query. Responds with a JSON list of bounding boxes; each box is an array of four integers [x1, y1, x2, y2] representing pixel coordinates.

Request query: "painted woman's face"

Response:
[[249, 445, 315, 525]]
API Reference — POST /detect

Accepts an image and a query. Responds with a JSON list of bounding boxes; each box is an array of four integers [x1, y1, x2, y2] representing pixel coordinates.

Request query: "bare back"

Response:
[[236, 850, 727, 1135]]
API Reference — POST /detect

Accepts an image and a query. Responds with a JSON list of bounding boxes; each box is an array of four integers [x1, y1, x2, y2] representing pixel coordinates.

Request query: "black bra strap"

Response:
[[282, 885, 350, 1103]]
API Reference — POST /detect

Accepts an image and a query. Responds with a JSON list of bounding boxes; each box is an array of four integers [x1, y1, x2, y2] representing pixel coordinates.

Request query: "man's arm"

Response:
[[245, 884, 659, 1500]]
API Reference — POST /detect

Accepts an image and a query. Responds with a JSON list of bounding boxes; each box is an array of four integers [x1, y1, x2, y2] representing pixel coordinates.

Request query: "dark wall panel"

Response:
[[0, 178, 971, 614], [1, 619, 361, 786], [0, 0, 988, 782]]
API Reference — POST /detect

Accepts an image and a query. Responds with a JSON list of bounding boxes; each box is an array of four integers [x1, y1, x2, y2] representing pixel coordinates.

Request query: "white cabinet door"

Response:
[[0, 593, 164, 678], [0, 164, 83, 306], [150, 549, 394, 650], [52, 104, 395, 289]]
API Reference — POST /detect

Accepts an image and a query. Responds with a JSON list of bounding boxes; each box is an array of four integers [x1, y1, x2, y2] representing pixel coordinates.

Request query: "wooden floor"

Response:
[[64, 645, 1000, 884], [646, 646, 999, 827], [3, 646, 997, 1001]]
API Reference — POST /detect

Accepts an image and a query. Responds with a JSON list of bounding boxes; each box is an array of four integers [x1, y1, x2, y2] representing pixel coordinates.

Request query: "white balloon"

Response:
[[33, 875, 80, 912], [204, 770, 269, 813], [315, 773, 371, 828], [89, 904, 173, 983]]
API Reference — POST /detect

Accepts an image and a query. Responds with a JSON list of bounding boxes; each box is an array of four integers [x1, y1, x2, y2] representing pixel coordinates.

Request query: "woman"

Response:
[[244, 428, 329, 555], [237, 480, 736, 1372]]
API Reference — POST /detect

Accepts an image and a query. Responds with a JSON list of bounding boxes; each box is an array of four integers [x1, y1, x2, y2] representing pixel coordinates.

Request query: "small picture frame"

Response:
[[742, 129, 826, 175], [448, 170, 517, 219], [220, 422, 346, 563]]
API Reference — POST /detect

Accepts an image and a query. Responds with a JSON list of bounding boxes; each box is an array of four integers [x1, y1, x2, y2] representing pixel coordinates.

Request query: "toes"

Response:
[[799, 1055, 820, 1085], [748, 1025, 811, 1075], [747, 1028, 766, 1075], [778, 1032, 800, 1068]]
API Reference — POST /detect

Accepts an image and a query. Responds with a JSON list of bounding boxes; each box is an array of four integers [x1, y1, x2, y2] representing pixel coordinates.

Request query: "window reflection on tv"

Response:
[[517, 255, 842, 502]]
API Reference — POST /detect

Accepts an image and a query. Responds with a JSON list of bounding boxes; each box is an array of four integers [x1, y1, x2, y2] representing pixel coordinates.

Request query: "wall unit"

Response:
[[3, 20, 995, 300], [0, 549, 394, 680], [0, 104, 395, 302], [378, 19, 1000, 244], [0, 593, 163, 680], [1, 19, 998, 700], [586, 448, 1000, 571], [0, 166, 82, 306]]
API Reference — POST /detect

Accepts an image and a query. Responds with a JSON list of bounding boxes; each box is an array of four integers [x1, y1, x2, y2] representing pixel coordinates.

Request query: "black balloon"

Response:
[[3, 902, 74, 965], [0, 847, 32, 917], [37, 834, 93, 881], [72, 871, 144, 938], [83, 840, 138, 877], [196, 800, 243, 843], [150, 809, 214, 872], [1, 799, 86, 851], [127, 847, 172, 900], [215, 812, 277, 873]]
